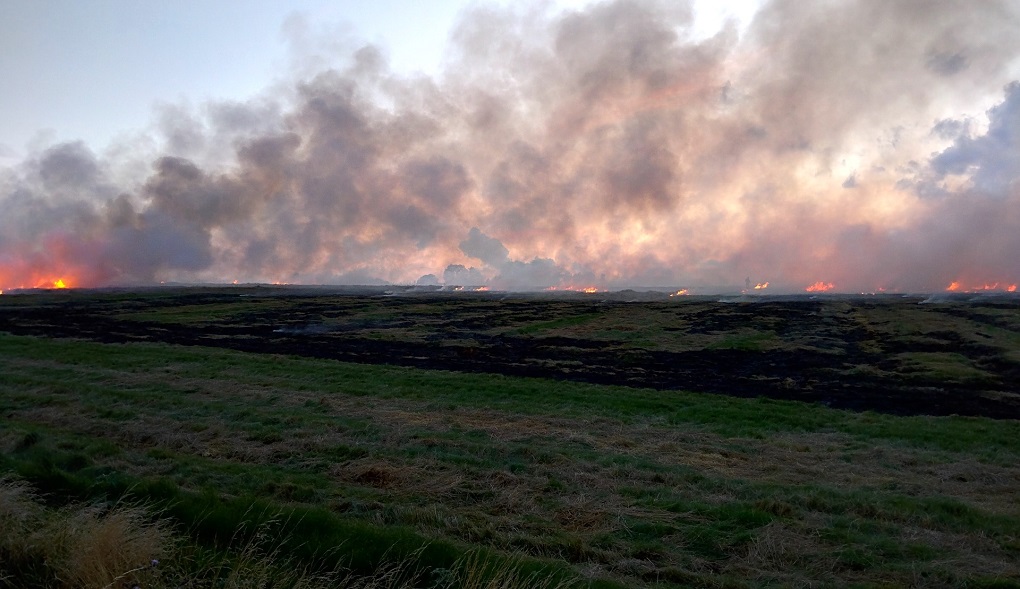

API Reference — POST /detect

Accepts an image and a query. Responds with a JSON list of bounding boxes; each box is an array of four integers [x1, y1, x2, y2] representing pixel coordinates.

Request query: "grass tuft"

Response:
[[0, 476, 168, 589]]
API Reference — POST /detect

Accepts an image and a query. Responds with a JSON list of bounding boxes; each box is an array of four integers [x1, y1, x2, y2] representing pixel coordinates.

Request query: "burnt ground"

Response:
[[2, 287, 1019, 419]]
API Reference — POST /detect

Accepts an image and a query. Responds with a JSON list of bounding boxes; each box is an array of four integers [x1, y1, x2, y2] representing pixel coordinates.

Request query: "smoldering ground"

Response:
[[2, 0, 1019, 292]]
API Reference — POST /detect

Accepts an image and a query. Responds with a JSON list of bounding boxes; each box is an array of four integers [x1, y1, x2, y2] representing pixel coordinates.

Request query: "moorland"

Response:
[[1, 286, 1019, 588]]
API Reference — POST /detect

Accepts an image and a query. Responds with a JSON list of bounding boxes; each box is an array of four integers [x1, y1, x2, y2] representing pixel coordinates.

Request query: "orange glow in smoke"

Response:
[[1, 263, 78, 292], [27, 275, 73, 290], [805, 281, 835, 292]]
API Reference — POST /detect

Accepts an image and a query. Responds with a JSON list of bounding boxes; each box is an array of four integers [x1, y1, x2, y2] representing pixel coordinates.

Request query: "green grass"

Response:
[[894, 351, 996, 384], [705, 330, 778, 351], [2, 331, 1020, 587], [4, 331, 1019, 452], [516, 312, 604, 335]]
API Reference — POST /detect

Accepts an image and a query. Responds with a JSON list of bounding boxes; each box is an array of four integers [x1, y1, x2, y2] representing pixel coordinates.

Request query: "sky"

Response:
[[1, 0, 1018, 293]]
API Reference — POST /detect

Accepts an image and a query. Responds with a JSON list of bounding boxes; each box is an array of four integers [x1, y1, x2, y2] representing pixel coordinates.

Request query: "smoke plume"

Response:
[[2, 0, 1020, 292]]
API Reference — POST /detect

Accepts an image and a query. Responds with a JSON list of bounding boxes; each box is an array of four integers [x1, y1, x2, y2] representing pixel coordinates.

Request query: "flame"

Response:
[[945, 281, 1019, 293], [30, 277, 72, 289], [805, 281, 835, 292], [669, 288, 690, 297], [753, 282, 769, 290], [546, 285, 602, 293], [1, 264, 77, 291]]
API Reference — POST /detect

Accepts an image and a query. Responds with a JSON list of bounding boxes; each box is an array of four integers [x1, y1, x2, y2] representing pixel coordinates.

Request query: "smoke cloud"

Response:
[[2, 0, 1020, 292]]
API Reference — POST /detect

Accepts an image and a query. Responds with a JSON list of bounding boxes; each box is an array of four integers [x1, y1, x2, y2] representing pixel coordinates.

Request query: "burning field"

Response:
[[4, 0, 1020, 584]]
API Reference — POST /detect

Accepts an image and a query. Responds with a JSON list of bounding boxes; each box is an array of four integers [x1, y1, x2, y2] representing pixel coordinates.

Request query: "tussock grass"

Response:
[[0, 476, 168, 589], [0, 476, 590, 589]]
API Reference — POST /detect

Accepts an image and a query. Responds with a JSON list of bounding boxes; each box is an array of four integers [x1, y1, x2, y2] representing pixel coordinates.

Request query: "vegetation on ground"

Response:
[[2, 306, 1020, 587], [1, 288, 1018, 418]]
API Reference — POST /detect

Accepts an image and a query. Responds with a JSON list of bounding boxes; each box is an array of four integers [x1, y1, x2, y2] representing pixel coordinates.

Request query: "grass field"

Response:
[[2, 289, 1020, 587]]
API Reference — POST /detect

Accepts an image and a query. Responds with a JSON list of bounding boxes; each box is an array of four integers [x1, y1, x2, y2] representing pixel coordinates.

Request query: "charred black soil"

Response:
[[1, 287, 1018, 419]]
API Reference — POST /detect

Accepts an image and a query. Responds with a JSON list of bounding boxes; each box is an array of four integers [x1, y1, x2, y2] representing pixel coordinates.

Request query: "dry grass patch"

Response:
[[0, 477, 169, 589], [736, 521, 838, 584]]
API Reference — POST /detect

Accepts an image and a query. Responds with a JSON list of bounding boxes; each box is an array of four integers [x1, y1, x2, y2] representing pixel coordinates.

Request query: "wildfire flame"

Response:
[[753, 282, 769, 290], [669, 289, 690, 297], [946, 281, 1018, 293], [30, 277, 72, 289], [0, 267, 76, 292], [805, 281, 835, 293], [546, 285, 602, 293]]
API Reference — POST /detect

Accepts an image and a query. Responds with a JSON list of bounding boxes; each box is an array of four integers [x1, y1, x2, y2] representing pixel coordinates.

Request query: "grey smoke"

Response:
[[2, 0, 1020, 292]]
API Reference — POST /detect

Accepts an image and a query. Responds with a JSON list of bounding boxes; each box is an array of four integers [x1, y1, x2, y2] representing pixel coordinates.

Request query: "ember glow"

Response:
[[2, 1, 1020, 292]]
